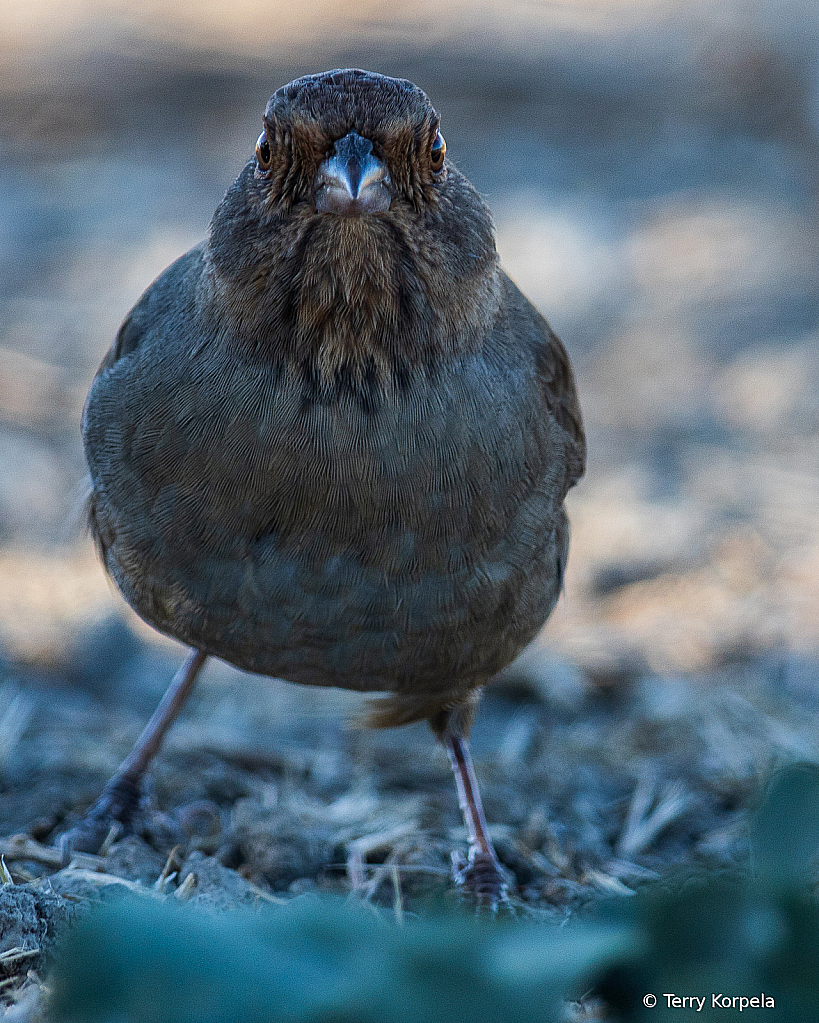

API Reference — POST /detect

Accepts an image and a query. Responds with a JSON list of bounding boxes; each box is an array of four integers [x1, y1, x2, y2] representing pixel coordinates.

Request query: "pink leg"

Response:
[[60, 649, 207, 857], [443, 727, 509, 908]]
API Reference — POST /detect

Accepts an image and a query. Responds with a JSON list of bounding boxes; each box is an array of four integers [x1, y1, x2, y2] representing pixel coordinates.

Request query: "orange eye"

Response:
[[430, 130, 446, 172], [255, 132, 272, 170]]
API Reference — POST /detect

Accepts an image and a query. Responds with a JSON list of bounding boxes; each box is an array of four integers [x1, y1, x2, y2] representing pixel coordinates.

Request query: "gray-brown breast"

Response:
[[84, 254, 575, 713]]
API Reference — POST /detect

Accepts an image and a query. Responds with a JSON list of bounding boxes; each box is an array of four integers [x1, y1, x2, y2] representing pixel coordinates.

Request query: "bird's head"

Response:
[[207, 69, 500, 375], [254, 68, 446, 217]]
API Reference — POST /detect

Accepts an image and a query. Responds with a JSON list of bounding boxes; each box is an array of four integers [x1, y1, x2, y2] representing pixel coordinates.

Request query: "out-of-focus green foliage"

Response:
[[50, 765, 819, 1023], [599, 764, 819, 1021], [48, 891, 632, 1023]]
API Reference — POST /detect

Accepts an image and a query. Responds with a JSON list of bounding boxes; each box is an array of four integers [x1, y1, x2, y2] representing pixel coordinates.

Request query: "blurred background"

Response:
[[1, 0, 819, 909], [2, 0, 818, 675]]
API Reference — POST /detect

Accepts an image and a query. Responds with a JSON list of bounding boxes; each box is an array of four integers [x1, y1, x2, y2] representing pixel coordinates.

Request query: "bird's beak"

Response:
[[315, 131, 391, 216]]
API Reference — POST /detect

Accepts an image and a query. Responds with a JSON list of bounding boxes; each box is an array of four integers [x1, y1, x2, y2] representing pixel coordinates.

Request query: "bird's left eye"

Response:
[[430, 130, 446, 172], [256, 132, 272, 171]]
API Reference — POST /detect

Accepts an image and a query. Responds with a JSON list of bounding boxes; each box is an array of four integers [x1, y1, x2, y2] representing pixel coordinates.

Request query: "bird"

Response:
[[68, 68, 585, 906]]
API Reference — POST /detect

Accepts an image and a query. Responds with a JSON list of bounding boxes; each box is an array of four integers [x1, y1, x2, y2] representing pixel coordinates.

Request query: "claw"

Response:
[[57, 781, 138, 861], [452, 848, 511, 912], [54, 650, 207, 862]]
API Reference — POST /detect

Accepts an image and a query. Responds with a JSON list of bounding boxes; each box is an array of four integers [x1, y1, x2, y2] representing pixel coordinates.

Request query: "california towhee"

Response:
[[71, 68, 585, 905]]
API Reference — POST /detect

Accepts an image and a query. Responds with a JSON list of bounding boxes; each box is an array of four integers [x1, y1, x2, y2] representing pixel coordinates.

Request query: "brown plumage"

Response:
[[76, 69, 585, 904]]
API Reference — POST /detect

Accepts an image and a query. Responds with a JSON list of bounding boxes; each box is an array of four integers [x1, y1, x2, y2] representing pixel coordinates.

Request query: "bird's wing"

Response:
[[501, 273, 586, 490], [537, 320, 586, 490], [83, 242, 209, 564]]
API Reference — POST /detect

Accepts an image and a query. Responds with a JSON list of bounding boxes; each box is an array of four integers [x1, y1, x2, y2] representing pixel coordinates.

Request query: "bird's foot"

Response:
[[57, 774, 141, 863], [452, 848, 511, 912]]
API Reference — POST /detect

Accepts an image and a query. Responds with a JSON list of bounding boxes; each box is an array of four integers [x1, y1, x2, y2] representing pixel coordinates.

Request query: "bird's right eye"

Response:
[[256, 132, 272, 171], [430, 130, 446, 172]]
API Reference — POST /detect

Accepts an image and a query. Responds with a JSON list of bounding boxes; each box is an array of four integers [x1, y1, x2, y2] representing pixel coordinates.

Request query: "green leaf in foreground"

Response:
[[50, 894, 632, 1023], [49, 763, 819, 1023]]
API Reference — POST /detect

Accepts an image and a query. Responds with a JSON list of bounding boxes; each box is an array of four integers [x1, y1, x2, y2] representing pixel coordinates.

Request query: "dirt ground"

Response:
[[1, 1, 819, 1017]]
